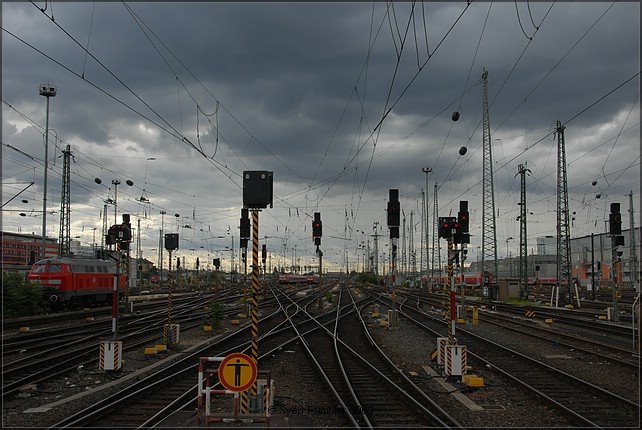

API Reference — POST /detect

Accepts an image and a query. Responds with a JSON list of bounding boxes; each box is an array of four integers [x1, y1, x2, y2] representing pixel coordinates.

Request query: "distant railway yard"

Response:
[[1, 280, 639, 429]]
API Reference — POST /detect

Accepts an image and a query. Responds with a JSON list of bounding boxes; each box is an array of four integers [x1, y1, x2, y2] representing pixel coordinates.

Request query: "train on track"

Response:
[[429, 272, 559, 287], [275, 273, 318, 285], [28, 257, 125, 308]]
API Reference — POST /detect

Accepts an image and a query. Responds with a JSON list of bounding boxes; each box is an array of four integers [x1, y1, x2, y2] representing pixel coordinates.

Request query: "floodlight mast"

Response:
[[39, 83, 56, 259]]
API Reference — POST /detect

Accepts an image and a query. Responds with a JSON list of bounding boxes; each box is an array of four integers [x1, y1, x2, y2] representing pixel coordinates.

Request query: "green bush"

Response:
[[2, 272, 46, 317], [356, 272, 379, 285], [205, 301, 225, 329]]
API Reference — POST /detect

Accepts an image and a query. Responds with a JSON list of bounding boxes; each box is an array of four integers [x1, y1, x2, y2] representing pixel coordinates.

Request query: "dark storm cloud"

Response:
[[2, 2, 639, 269]]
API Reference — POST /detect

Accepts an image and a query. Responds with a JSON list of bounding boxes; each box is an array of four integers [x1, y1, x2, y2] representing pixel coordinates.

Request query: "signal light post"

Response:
[[241, 170, 273, 417], [240, 208, 250, 303], [387, 190, 400, 329], [99, 214, 135, 372], [609, 203, 623, 323], [312, 212, 322, 293], [436, 205, 471, 378], [163, 233, 179, 346]]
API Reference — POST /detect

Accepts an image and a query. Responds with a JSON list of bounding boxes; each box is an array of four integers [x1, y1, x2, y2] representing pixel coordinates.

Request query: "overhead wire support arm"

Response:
[[1, 182, 35, 208]]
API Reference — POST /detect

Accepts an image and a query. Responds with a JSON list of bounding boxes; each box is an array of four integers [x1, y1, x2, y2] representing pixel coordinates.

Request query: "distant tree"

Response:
[[2, 272, 47, 317]]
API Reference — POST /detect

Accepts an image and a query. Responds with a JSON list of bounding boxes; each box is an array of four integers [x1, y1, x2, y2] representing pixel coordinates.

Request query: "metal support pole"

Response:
[[611, 236, 620, 323], [163, 250, 174, 343], [391, 238, 396, 295], [242, 209, 260, 414], [112, 258, 120, 341], [160, 211, 166, 287], [447, 238, 456, 343], [318, 249, 323, 290], [591, 233, 596, 301], [41, 95, 51, 259]]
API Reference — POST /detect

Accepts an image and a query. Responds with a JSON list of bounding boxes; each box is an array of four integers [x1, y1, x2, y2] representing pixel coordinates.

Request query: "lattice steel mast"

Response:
[[410, 211, 416, 275], [481, 68, 498, 298], [420, 190, 425, 276], [401, 211, 407, 274], [516, 162, 531, 300], [58, 144, 72, 256], [555, 121, 572, 306], [432, 182, 440, 288]]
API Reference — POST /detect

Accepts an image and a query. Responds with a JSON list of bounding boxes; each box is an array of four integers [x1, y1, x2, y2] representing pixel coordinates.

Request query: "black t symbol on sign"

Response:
[[227, 359, 249, 386]]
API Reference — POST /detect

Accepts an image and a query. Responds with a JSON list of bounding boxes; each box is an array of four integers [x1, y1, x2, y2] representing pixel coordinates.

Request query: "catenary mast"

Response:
[[481, 68, 498, 298]]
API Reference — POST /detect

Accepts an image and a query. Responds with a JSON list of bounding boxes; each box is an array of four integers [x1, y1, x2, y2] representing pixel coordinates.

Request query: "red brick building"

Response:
[[1, 231, 57, 273]]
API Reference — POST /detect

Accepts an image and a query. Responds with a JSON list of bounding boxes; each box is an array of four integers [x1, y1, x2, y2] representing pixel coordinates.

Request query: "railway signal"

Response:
[[312, 212, 322, 245], [438, 217, 458, 239], [387, 189, 400, 229], [387, 189, 400, 329], [455, 201, 470, 244], [240, 208, 250, 241], [609, 203, 622, 235], [241, 170, 273, 415]]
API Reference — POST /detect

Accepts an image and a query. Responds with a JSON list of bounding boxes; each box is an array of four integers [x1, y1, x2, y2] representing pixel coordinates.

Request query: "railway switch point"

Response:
[[544, 318, 554, 325], [457, 318, 465, 324], [144, 347, 157, 355], [99, 340, 123, 371], [86, 317, 95, 322], [19, 326, 30, 333], [231, 319, 240, 325], [597, 315, 607, 320], [379, 319, 388, 328], [203, 324, 213, 332], [155, 344, 167, 353]]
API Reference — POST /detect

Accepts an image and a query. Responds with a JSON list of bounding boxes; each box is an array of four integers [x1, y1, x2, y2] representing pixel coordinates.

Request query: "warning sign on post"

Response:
[[218, 353, 257, 392]]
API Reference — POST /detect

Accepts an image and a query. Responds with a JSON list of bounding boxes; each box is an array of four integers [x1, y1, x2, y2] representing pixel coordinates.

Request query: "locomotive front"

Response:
[[28, 258, 70, 304]]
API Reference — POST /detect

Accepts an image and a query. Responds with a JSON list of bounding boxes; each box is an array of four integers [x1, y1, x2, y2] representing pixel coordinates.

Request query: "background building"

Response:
[[1, 232, 57, 273]]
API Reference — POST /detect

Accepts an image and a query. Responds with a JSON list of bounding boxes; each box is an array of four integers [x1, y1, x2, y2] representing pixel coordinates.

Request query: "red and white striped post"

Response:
[[112, 258, 120, 340], [447, 238, 456, 341]]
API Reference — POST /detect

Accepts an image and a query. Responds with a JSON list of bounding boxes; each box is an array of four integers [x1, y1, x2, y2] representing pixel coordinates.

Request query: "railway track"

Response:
[[402, 291, 639, 367], [278, 286, 461, 428], [390, 294, 640, 428], [46, 288, 324, 428], [468, 307, 639, 369], [2, 294, 250, 399]]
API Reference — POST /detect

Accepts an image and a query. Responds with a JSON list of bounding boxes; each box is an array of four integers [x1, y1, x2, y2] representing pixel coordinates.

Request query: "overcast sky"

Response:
[[2, 1, 640, 272]]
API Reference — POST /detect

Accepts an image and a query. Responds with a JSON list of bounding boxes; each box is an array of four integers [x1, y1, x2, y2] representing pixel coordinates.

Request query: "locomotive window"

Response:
[[86, 266, 95, 272], [32, 264, 46, 273], [47, 264, 61, 273]]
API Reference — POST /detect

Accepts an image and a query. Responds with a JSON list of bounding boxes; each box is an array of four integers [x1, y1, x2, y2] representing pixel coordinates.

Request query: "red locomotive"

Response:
[[28, 257, 125, 308]]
